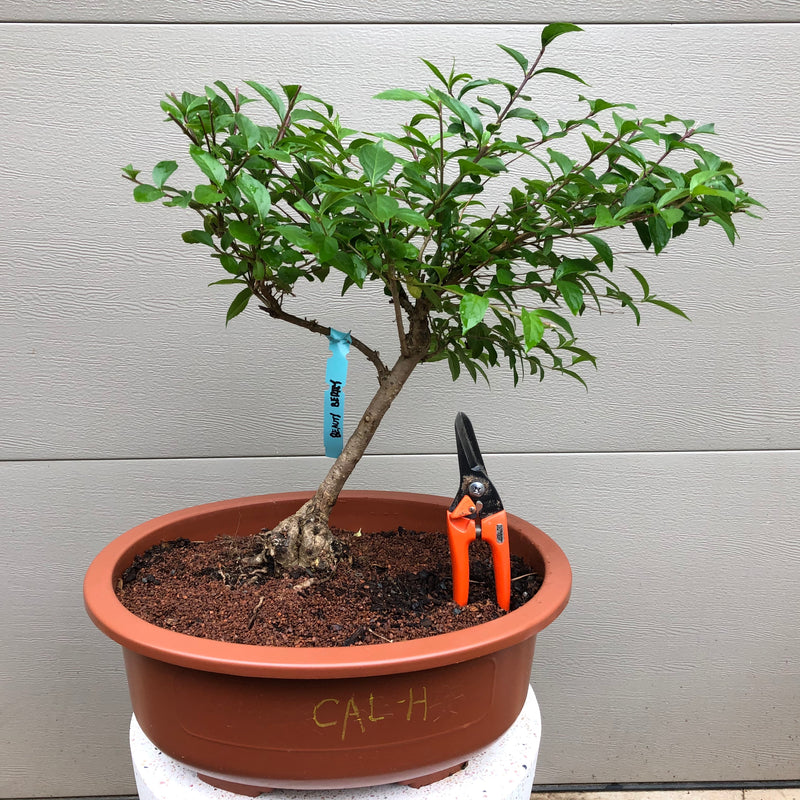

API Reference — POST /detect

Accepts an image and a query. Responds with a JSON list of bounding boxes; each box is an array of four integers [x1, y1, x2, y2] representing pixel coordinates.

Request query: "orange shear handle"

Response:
[[446, 504, 511, 612]]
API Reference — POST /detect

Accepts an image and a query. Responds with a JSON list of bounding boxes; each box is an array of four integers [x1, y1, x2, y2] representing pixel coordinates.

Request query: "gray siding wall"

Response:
[[1, 4, 798, 796]]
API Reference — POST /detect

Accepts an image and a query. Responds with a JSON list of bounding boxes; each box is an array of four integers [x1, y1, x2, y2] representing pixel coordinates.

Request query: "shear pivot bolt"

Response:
[[468, 481, 486, 498]]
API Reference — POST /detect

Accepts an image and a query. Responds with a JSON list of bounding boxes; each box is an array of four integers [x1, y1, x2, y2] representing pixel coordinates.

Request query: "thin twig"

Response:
[[367, 627, 392, 642], [247, 596, 265, 629]]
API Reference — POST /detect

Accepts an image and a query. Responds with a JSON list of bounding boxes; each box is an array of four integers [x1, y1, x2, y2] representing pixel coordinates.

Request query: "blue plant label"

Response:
[[324, 328, 351, 458]]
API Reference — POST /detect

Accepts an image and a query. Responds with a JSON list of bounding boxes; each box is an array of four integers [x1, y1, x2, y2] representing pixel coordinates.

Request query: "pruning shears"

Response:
[[446, 412, 511, 612]]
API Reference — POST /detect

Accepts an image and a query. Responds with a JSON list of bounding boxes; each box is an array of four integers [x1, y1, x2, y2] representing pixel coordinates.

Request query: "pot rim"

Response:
[[84, 490, 571, 679]]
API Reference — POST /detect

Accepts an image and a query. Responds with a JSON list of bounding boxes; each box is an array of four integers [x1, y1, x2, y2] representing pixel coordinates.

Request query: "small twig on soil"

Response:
[[511, 572, 537, 582], [367, 627, 392, 642], [247, 596, 265, 629]]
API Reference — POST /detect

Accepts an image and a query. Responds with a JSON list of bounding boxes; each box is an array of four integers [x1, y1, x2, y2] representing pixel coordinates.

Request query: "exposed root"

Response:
[[292, 577, 316, 592], [243, 498, 338, 579]]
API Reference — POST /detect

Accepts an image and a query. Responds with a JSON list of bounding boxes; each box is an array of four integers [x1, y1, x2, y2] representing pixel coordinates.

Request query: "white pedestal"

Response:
[[131, 686, 541, 800]]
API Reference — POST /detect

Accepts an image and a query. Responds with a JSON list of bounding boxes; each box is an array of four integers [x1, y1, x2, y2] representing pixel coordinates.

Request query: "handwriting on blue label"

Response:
[[324, 329, 351, 457]]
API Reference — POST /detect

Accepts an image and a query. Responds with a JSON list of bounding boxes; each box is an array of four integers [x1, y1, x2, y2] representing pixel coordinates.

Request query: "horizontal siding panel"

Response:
[[1, 1, 799, 23], [1, 23, 798, 461], [1, 450, 798, 794]]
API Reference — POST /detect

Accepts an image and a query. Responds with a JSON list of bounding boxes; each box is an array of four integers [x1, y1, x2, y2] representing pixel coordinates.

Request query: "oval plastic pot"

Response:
[[84, 491, 571, 791]]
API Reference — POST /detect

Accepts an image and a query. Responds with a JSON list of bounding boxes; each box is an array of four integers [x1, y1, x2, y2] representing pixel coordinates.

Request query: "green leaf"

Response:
[[278, 225, 315, 250], [330, 252, 368, 286], [181, 229, 214, 246], [317, 234, 339, 263], [580, 233, 613, 269], [476, 95, 501, 114], [293, 197, 316, 217], [189, 144, 226, 186], [536, 308, 574, 337], [432, 89, 484, 137], [629, 267, 650, 297], [656, 187, 689, 208], [236, 172, 272, 220], [497, 44, 529, 73], [364, 193, 400, 222], [521, 309, 545, 350], [459, 78, 492, 98], [649, 215, 670, 254], [235, 113, 262, 150], [152, 160, 178, 189], [459, 293, 490, 333], [555, 258, 598, 279], [374, 88, 436, 107], [548, 148, 575, 176], [633, 220, 652, 249], [296, 90, 334, 116], [506, 107, 546, 128], [218, 254, 245, 275], [582, 132, 608, 158], [162, 192, 192, 209], [281, 84, 302, 102], [121, 163, 141, 180], [244, 80, 286, 118], [646, 297, 690, 321], [712, 214, 738, 244], [228, 220, 260, 245], [194, 184, 226, 204], [580, 95, 637, 115], [556, 279, 584, 315], [459, 157, 507, 177], [495, 267, 514, 286], [447, 351, 461, 381], [212, 80, 239, 106], [672, 219, 690, 238], [534, 66, 588, 85], [594, 205, 620, 228], [209, 278, 247, 287], [624, 185, 656, 207], [691, 185, 738, 203], [225, 287, 253, 325], [659, 207, 684, 228], [478, 156, 507, 173], [133, 184, 165, 203], [160, 98, 181, 118], [541, 23, 583, 48], [357, 142, 396, 184], [421, 58, 449, 87], [393, 207, 430, 229]]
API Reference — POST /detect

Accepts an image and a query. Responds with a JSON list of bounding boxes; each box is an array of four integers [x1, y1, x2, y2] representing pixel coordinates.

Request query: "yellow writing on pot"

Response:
[[312, 687, 428, 741]]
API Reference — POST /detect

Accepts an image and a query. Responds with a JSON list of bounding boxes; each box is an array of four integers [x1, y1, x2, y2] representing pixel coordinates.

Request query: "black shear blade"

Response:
[[452, 412, 504, 514], [455, 412, 486, 477]]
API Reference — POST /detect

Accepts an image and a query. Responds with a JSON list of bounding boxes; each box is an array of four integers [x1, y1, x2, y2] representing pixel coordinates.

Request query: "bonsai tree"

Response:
[[123, 24, 759, 576]]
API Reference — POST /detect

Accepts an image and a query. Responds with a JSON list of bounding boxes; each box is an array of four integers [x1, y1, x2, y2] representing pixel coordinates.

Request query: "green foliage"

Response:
[[123, 27, 760, 388]]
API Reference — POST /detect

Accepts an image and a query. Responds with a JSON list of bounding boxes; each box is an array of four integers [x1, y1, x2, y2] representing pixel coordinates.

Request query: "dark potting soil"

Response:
[[116, 528, 543, 647]]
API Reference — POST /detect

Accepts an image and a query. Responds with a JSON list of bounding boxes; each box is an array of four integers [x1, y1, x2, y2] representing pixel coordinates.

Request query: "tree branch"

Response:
[[386, 265, 410, 357], [252, 284, 390, 382]]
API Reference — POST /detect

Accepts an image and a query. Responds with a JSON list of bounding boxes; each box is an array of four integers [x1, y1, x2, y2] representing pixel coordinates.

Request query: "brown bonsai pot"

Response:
[[84, 490, 571, 791]]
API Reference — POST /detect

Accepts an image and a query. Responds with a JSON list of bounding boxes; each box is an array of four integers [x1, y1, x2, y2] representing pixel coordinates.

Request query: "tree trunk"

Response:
[[253, 350, 426, 574]]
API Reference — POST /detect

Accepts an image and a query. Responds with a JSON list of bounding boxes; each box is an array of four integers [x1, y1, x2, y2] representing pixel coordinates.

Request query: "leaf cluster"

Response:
[[123, 23, 760, 387]]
